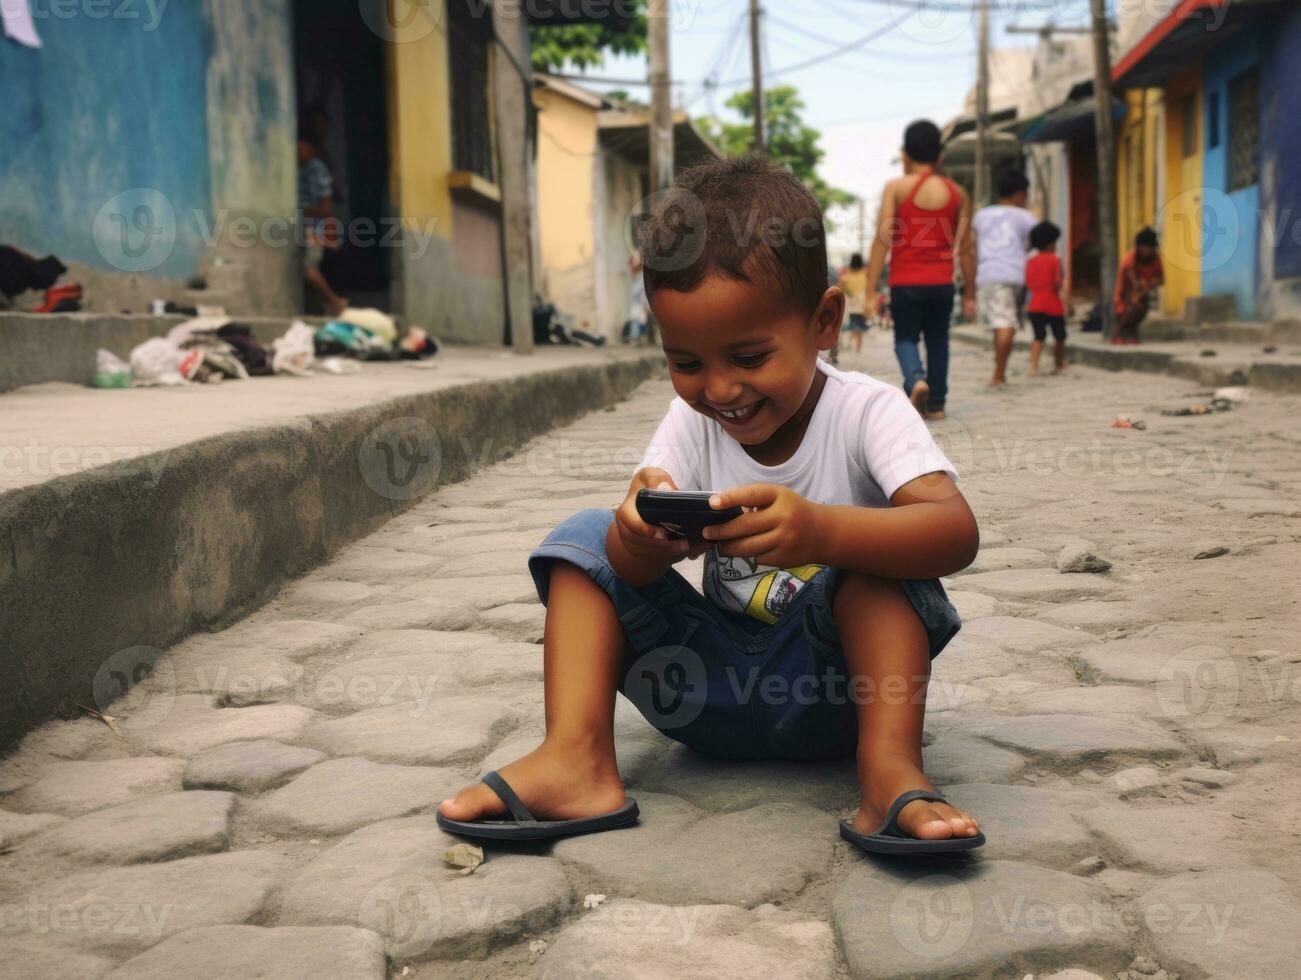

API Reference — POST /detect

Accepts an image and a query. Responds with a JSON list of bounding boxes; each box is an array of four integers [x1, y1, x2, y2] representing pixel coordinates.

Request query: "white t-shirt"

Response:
[[636, 360, 956, 623], [972, 205, 1037, 285]]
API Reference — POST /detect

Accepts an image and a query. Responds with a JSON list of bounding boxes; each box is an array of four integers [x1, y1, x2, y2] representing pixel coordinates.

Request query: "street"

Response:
[[2, 331, 1300, 979]]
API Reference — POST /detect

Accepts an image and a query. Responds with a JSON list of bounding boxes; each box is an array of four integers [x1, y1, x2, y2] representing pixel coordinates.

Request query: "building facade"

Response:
[[0, 0, 607, 343]]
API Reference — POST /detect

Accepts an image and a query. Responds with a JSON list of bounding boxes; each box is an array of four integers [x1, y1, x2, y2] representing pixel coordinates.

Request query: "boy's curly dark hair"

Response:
[[637, 155, 829, 317]]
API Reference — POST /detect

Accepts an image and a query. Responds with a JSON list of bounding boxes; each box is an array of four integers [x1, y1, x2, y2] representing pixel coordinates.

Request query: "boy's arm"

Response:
[[704, 475, 978, 581], [816, 473, 979, 580]]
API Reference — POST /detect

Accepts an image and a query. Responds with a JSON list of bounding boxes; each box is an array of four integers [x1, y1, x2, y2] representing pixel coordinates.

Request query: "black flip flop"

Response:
[[435, 770, 639, 842], [840, 789, 985, 855]]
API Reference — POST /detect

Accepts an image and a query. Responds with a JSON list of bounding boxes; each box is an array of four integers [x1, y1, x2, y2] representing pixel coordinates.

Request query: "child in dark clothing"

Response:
[[1024, 221, 1067, 375]]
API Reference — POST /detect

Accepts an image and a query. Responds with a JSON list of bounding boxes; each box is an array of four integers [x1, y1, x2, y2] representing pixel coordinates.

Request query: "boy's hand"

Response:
[[614, 468, 694, 563], [700, 484, 824, 568]]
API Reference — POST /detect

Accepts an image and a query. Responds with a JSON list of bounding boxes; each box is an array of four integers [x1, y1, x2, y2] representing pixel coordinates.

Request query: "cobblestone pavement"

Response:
[[2, 333, 1300, 979]]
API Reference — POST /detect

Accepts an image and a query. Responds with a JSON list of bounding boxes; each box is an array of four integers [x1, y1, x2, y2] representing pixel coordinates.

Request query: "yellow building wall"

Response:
[[534, 89, 597, 273], [534, 88, 599, 327], [1118, 89, 1162, 248], [387, 0, 453, 242], [1161, 66, 1203, 317]]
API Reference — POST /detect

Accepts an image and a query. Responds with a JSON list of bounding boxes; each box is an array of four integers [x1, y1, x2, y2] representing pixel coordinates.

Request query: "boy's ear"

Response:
[[813, 287, 845, 350]]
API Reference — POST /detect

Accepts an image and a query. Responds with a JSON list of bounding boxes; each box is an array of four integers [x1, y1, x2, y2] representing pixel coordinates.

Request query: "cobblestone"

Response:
[[5, 338, 1300, 975]]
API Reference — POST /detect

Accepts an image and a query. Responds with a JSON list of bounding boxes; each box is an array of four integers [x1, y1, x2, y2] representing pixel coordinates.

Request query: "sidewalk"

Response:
[[951, 320, 1301, 392], [0, 347, 653, 493], [0, 346, 660, 748], [2, 333, 1299, 977]]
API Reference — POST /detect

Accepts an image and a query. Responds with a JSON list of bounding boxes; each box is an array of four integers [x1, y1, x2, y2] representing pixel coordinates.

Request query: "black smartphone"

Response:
[[635, 489, 744, 540]]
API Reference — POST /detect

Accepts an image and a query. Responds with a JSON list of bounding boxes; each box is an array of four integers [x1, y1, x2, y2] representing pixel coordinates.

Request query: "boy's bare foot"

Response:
[[1029, 367, 1040, 377], [988, 377, 1007, 387], [909, 379, 930, 416], [853, 752, 980, 841], [924, 410, 946, 421], [438, 740, 626, 823]]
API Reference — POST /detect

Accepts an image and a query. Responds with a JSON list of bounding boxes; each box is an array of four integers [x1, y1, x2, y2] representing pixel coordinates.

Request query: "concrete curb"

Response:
[[0, 354, 660, 748], [951, 327, 1301, 392]]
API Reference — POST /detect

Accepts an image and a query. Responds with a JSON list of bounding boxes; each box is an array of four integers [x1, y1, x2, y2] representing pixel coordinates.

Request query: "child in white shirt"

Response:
[[438, 156, 984, 855]]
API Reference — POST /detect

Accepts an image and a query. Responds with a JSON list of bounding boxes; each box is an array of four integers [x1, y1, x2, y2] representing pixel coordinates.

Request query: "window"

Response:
[[448, 0, 495, 182], [1228, 68, 1260, 191], [1180, 94, 1197, 158], [1207, 91, 1220, 149]]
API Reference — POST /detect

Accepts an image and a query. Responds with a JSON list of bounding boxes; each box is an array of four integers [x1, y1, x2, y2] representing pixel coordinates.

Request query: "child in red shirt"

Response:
[[1113, 227, 1164, 344], [1024, 221, 1067, 374]]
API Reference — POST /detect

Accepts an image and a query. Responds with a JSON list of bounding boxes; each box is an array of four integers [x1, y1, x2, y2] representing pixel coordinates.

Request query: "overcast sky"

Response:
[[568, 0, 1091, 249]]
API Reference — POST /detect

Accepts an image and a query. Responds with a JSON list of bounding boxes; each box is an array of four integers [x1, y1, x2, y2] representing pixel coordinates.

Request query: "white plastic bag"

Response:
[[129, 338, 201, 386], [271, 320, 316, 376]]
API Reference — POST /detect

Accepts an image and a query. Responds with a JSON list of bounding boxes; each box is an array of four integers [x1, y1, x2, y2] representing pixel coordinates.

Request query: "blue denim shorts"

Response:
[[527, 509, 962, 762]]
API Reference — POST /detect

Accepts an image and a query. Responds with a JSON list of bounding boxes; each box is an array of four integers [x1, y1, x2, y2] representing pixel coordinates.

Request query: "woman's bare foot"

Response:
[[909, 379, 930, 416], [988, 376, 1007, 387], [852, 752, 980, 841], [438, 739, 626, 823], [925, 410, 946, 421]]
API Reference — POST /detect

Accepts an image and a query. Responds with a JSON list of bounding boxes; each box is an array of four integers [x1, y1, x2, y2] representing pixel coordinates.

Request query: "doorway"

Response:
[[293, 0, 392, 312]]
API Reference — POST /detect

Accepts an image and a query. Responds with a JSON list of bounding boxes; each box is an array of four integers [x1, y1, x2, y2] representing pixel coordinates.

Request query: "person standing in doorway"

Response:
[[972, 171, 1037, 386], [298, 129, 348, 317], [865, 120, 975, 421]]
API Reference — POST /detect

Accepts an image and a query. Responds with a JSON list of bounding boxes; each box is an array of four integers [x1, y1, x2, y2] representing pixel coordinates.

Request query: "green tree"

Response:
[[529, 4, 647, 72], [698, 86, 856, 214]]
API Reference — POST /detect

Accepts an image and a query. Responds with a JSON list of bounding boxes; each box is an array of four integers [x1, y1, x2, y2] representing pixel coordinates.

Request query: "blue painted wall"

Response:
[[1201, 25, 1264, 318], [0, 8, 215, 279], [1261, 9, 1301, 285]]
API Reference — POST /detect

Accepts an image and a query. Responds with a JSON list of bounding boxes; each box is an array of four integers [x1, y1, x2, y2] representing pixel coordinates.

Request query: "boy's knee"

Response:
[[832, 571, 907, 617]]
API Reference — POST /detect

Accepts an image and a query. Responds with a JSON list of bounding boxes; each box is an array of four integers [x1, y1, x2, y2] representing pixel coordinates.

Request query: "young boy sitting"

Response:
[[438, 156, 984, 854], [1025, 220, 1068, 375]]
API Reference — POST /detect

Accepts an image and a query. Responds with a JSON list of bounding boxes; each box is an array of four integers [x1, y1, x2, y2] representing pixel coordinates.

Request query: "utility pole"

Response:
[[648, 0, 673, 195], [857, 198, 867, 256], [1089, 0, 1118, 339], [974, 0, 990, 208], [749, 0, 764, 152]]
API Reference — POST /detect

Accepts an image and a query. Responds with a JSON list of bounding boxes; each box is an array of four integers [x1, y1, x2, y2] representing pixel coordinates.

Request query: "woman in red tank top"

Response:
[[888, 169, 963, 287], [864, 121, 975, 420]]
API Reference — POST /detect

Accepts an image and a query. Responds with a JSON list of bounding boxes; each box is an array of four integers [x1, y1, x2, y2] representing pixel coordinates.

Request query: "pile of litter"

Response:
[[97, 308, 438, 389]]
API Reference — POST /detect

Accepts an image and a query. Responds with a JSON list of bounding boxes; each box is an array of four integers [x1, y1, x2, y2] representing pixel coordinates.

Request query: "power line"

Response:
[[831, 0, 1081, 12], [718, 11, 917, 85], [766, 12, 976, 60]]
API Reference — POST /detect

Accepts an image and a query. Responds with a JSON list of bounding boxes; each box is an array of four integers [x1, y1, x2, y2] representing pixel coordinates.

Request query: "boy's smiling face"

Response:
[[652, 273, 841, 449]]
